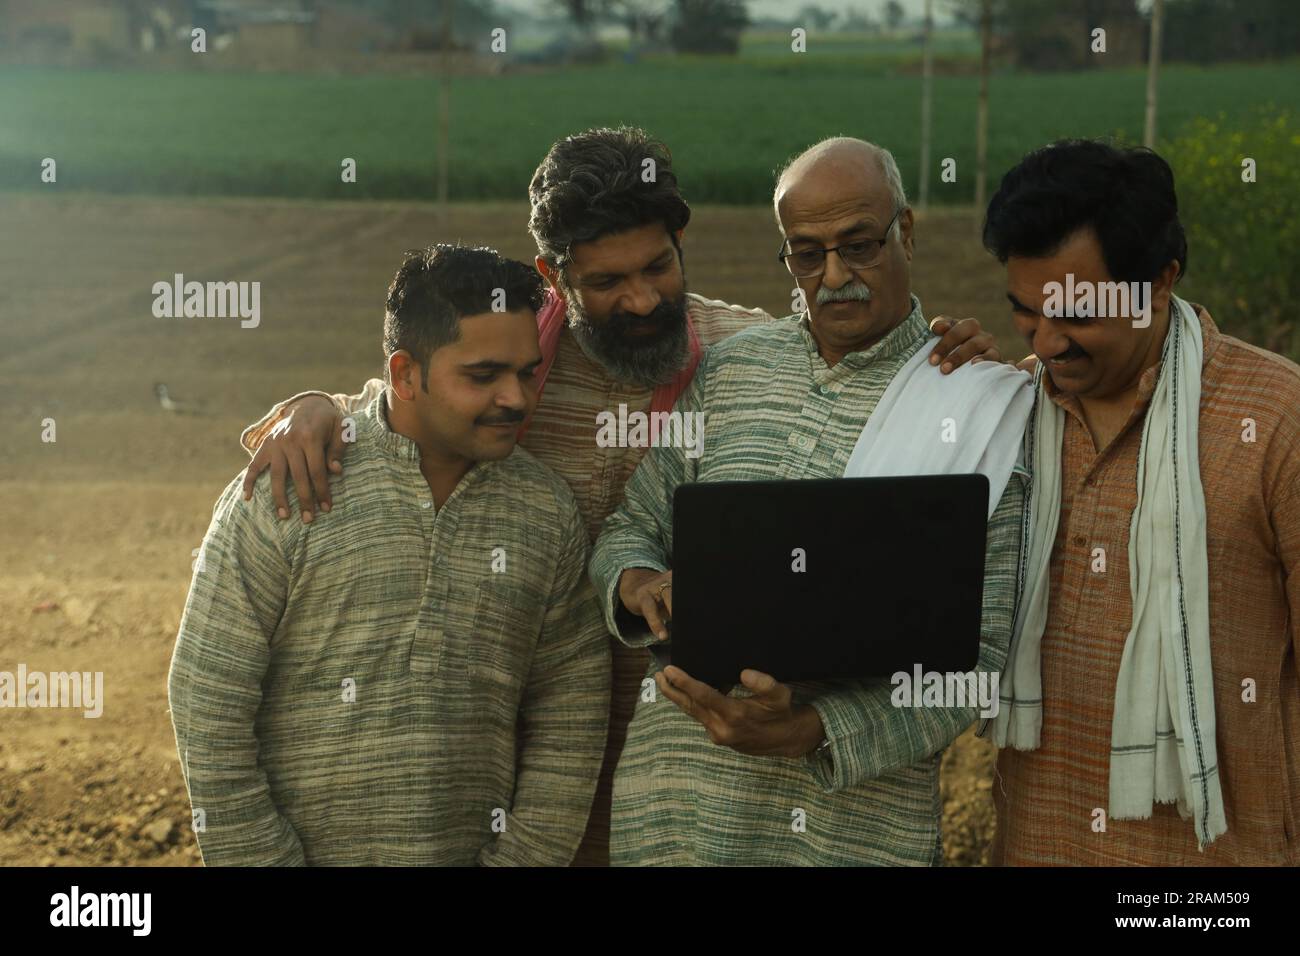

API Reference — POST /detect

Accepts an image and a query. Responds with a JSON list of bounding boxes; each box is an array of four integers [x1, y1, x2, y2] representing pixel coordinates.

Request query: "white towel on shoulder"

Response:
[[843, 347, 1034, 517]]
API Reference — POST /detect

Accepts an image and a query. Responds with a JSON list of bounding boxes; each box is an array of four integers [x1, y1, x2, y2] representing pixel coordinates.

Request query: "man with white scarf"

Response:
[[987, 140, 1300, 865], [590, 138, 1034, 865]]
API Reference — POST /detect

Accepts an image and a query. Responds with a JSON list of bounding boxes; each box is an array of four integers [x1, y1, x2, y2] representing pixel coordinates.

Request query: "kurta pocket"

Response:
[[467, 584, 539, 708]]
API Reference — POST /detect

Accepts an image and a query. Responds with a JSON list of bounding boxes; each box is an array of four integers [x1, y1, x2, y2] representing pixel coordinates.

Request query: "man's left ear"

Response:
[[899, 208, 915, 260]]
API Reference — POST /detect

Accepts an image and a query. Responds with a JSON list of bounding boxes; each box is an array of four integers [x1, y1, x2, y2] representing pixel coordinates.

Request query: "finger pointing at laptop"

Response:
[[617, 566, 827, 758], [617, 567, 674, 641]]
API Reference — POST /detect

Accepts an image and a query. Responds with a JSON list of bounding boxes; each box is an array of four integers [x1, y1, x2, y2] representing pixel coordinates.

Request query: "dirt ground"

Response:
[[0, 194, 1019, 866]]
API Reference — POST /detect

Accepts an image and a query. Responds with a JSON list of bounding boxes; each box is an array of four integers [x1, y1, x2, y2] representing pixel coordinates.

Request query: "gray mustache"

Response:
[[816, 281, 873, 305]]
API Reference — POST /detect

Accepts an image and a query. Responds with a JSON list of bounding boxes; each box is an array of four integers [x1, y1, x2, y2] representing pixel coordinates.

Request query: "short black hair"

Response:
[[383, 244, 542, 392], [982, 139, 1187, 285], [527, 126, 691, 274]]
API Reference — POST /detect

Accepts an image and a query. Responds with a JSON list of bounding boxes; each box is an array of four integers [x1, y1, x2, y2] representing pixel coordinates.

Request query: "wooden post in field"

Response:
[[1144, 0, 1164, 148], [974, 0, 990, 237], [437, 0, 456, 219], [918, 0, 934, 212]]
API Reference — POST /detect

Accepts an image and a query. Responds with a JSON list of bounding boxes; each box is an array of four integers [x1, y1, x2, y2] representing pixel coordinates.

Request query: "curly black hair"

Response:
[[527, 126, 691, 275]]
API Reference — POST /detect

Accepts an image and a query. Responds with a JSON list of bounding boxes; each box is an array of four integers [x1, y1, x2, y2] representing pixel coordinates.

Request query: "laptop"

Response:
[[668, 474, 990, 689]]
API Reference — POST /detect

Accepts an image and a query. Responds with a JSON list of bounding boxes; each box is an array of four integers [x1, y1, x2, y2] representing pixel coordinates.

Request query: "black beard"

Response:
[[566, 291, 691, 388]]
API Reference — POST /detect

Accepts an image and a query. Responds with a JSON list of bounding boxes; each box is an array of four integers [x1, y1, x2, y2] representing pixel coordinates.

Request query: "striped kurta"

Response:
[[993, 307, 1300, 866], [589, 299, 1025, 866], [172, 390, 611, 865], [239, 293, 771, 865]]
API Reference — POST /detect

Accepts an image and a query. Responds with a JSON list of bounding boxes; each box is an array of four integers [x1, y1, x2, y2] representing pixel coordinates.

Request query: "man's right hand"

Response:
[[618, 568, 674, 641], [241, 397, 347, 523]]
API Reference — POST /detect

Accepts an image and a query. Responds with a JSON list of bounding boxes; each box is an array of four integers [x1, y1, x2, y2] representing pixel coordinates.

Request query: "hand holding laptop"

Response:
[[653, 666, 826, 759], [618, 567, 826, 758]]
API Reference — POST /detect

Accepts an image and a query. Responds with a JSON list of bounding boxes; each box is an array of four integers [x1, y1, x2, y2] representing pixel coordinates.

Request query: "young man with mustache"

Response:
[[168, 245, 610, 865]]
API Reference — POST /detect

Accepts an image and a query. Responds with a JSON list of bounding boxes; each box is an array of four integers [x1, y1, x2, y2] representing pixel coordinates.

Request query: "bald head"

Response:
[[773, 138, 906, 230], [771, 137, 916, 366]]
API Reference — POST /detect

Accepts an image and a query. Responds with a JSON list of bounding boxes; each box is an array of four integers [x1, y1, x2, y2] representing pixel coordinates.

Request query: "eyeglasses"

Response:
[[777, 208, 903, 279]]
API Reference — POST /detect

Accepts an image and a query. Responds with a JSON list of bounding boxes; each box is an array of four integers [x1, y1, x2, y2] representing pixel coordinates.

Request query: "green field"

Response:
[[1, 58, 1295, 205], [738, 27, 981, 59]]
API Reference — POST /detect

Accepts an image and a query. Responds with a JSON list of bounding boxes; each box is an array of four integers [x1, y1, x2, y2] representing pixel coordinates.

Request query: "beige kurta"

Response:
[[173, 391, 611, 865], [238, 293, 772, 864], [589, 303, 1025, 865]]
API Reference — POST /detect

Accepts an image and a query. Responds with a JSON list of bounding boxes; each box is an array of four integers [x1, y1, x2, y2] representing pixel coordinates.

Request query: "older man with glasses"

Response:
[[778, 207, 904, 286], [589, 137, 1035, 865]]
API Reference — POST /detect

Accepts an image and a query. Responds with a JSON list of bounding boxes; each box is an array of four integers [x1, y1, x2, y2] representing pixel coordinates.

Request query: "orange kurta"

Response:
[[993, 307, 1300, 865]]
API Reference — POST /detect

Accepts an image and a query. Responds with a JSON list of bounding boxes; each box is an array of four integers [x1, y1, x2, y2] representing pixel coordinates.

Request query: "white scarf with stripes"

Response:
[[993, 296, 1226, 849]]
